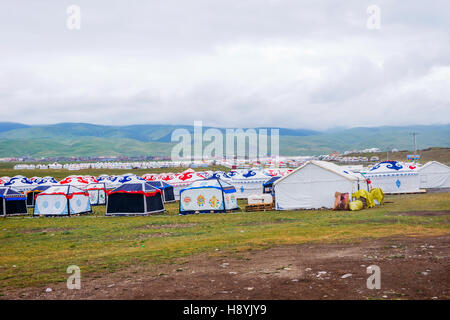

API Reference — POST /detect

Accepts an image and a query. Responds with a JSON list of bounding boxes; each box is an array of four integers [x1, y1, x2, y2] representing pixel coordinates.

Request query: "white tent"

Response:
[[418, 161, 450, 189], [34, 185, 91, 216], [273, 160, 368, 210], [230, 169, 271, 199], [362, 161, 420, 194]]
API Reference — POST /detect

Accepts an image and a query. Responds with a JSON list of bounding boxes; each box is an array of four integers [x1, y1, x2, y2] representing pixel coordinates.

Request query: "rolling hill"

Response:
[[0, 122, 448, 157]]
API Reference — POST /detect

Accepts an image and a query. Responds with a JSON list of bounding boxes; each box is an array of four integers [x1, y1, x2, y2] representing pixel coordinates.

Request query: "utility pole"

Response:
[[412, 132, 418, 164]]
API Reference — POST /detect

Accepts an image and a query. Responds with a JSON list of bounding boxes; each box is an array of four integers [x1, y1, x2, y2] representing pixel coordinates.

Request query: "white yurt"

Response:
[[417, 161, 450, 189], [362, 161, 420, 194], [230, 169, 271, 199], [34, 185, 91, 216], [273, 160, 368, 210]]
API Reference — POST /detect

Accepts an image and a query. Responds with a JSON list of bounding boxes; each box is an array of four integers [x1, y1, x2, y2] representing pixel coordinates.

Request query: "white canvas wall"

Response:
[[418, 162, 450, 189], [274, 163, 357, 210]]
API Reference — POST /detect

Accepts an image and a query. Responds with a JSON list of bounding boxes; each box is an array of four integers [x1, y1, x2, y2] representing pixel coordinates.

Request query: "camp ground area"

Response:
[[0, 189, 449, 300]]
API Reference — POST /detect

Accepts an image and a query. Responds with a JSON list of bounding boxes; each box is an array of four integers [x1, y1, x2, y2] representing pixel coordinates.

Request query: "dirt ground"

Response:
[[2, 234, 449, 300]]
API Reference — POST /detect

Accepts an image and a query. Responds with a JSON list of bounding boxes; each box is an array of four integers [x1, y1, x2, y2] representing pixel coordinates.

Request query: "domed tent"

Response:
[[146, 181, 175, 203], [106, 182, 165, 216], [417, 161, 450, 189], [34, 185, 92, 216], [230, 169, 271, 199], [179, 177, 238, 215], [25, 177, 58, 207], [0, 187, 28, 216], [362, 161, 420, 194], [85, 183, 107, 205]]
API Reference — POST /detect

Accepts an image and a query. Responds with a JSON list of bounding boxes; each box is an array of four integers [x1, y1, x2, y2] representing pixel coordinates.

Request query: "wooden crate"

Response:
[[245, 203, 274, 212]]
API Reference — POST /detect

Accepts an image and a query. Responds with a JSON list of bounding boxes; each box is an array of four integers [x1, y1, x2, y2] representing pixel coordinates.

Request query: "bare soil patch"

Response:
[[136, 223, 198, 230], [2, 235, 449, 300]]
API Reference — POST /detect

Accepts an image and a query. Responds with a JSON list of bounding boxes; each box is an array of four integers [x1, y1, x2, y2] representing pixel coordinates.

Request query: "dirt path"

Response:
[[2, 235, 449, 300]]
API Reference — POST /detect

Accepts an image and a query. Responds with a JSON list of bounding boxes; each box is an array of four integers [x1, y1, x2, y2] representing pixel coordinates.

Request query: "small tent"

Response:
[[362, 161, 420, 194], [417, 161, 450, 189], [273, 160, 368, 210], [263, 176, 281, 194], [146, 181, 175, 203], [106, 182, 165, 216], [179, 177, 238, 214], [0, 187, 28, 216], [85, 183, 107, 205], [34, 185, 91, 216]]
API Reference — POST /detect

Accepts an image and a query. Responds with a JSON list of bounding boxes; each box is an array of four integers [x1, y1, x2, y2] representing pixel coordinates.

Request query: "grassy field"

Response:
[[0, 192, 449, 290]]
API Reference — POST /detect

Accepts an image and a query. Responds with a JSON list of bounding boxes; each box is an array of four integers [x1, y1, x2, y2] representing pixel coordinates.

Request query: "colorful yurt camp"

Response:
[[273, 160, 368, 210], [179, 177, 238, 214], [362, 161, 420, 194], [146, 181, 175, 203], [85, 183, 107, 205], [230, 169, 271, 199], [34, 185, 91, 216], [263, 176, 281, 194], [417, 161, 450, 189], [106, 182, 165, 216], [3, 176, 35, 193], [0, 187, 28, 216]]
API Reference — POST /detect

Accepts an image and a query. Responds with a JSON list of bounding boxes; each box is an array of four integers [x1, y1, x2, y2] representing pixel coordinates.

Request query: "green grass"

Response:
[[0, 193, 449, 289]]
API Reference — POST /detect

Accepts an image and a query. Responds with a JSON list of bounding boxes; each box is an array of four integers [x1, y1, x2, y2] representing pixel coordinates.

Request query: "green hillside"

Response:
[[0, 123, 448, 157]]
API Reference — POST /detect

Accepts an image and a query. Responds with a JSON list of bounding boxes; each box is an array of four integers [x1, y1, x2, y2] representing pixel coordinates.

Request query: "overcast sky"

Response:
[[0, 0, 449, 130]]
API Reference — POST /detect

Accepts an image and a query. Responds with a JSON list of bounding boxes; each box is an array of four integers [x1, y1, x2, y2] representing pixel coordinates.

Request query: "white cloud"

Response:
[[0, 0, 449, 129]]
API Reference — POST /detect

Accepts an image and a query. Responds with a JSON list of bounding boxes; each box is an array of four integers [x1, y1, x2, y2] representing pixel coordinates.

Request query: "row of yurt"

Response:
[[273, 161, 368, 210], [179, 177, 238, 214]]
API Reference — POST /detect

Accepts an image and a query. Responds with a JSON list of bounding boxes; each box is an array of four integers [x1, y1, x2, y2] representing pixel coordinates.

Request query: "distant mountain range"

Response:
[[0, 122, 448, 157]]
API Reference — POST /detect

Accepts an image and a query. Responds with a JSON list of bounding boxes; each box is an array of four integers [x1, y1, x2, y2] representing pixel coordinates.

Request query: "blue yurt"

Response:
[[106, 182, 165, 216], [0, 187, 28, 216], [146, 181, 175, 203], [263, 176, 281, 194], [179, 177, 238, 215]]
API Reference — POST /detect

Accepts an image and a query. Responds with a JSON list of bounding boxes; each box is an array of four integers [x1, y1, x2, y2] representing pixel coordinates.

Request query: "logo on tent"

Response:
[[395, 179, 401, 188]]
